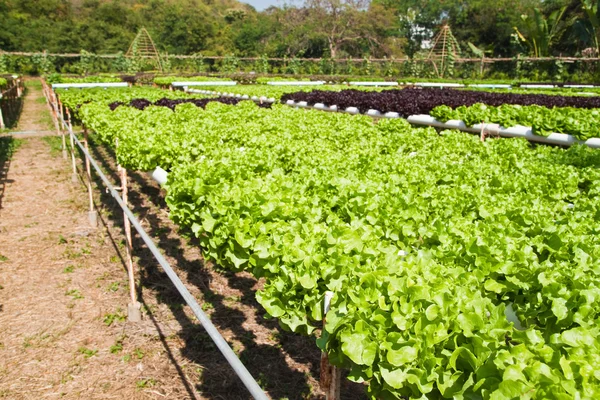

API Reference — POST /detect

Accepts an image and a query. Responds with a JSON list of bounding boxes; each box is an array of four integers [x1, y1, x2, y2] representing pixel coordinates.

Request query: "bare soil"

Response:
[[0, 81, 368, 399], [14, 80, 55, 134]]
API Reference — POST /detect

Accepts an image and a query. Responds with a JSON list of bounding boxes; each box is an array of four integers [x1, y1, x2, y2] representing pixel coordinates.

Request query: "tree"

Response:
[[374, 0, 544, 57], [515, 7, 570, 56], [574, 0, 600, 53], [302, 0, 393, 58]]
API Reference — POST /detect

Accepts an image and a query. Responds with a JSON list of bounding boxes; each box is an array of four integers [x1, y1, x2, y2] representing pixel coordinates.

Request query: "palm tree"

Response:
[[573, 0, 600, 54], [515, 7, 569, 57]]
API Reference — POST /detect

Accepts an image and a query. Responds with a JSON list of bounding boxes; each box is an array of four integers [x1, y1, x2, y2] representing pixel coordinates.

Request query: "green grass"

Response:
[[135, 378, 156, 390], [62, 265, 75, 273], [37, 111, 55, 131], [0, 137, 22, 163], [103, 308, 126, 326], [42, 135, 64, 157], [109, 335, 125, 354], [25, 80, 42, 89], [77, 346, 98, 358], [65, 289, 83, 300]]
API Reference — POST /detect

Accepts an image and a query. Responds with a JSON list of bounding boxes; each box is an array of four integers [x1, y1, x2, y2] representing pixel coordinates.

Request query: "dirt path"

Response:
[[13, 80, 54, 134], [0, 138, 172, 399]]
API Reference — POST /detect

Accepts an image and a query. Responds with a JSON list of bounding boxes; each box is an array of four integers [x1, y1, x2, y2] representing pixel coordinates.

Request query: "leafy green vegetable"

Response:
[[74, 89, 600, 399], [431, 103, 600, 140], [153, 76, 234, 86]]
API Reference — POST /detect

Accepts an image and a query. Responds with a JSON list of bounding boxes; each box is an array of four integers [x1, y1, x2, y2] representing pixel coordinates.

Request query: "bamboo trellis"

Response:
[[126, 28, 164, 72], [426, 25, 462, 78]]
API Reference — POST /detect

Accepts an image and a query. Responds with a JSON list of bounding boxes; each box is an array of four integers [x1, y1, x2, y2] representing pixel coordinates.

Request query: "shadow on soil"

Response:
[[77, 137, 368, 400], [0, 84, 25, 130], [0, 136, 20, 210]]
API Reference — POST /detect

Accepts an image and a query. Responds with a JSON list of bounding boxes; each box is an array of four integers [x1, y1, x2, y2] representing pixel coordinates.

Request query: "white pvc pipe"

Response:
[[52, 82, 128, 89], [415, 82, 465, 88], [151, 167, 168, 186], [349, 82, 398, 87], [172, 81, 237, 87], [505, 303, 525, 330], [585, 138, 600, 148], [446, 119, 481, 133], [564, 85, 595, 88], [520, 84, 555, 89], [406, 115, 592, 147], [324, 291, 335, 314], [266, 81, 325, 86], [407, 115, 450, 128], [492, 125, 529, 139], [468, 84, 512, 89]]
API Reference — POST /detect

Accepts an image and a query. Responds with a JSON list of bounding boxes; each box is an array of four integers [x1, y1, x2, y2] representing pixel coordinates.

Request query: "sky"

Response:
[[241, 0, 284, 11]]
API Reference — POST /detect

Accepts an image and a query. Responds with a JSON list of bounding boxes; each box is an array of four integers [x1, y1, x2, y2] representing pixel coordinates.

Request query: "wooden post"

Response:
[[59, 99, 65, 123], [0, 108, 5, 130], [320, 291, 341, 400], [66, 107, 78, 182], [51, 91, 67, 160], [83, 126, 97, 227], [118, 164, 141, 322], [45, 82, 66, 159]]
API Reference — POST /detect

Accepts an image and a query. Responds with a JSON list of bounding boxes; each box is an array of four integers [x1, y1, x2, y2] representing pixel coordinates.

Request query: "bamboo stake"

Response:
[[66, 107, 78, 182], [45, 81, 68, 160], [115, 138, 141, 322], [320, 291, 341, 400], [52, 93, 68, 159], [49, 87, 66, 160], [83, 126, 97, 227]]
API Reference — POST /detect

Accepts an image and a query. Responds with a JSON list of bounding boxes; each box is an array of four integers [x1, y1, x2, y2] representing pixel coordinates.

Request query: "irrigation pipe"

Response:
[[49, 97, 269, 400], [187, 89, 600, 149]]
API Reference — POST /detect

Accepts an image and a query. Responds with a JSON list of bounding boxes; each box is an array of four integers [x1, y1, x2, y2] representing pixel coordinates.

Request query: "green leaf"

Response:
[[387, 345, 418, 367], [551, 298, 568, 321], [380, 365, 408, 389]]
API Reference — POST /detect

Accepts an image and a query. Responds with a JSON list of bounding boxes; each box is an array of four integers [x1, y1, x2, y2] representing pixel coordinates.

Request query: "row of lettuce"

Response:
[[279, 88, 600, 141], [185, 85, 600, 140], [50, 73, 600, 140], [57, 87, 600, 399]]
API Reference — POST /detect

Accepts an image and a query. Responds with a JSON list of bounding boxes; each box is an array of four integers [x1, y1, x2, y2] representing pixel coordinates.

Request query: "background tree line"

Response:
[[1, 0, 600, 59]]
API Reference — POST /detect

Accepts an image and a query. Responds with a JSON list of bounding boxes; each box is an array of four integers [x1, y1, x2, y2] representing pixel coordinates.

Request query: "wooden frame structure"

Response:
[[426, 25, 462, 78], [126, 28, 164, 72]]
